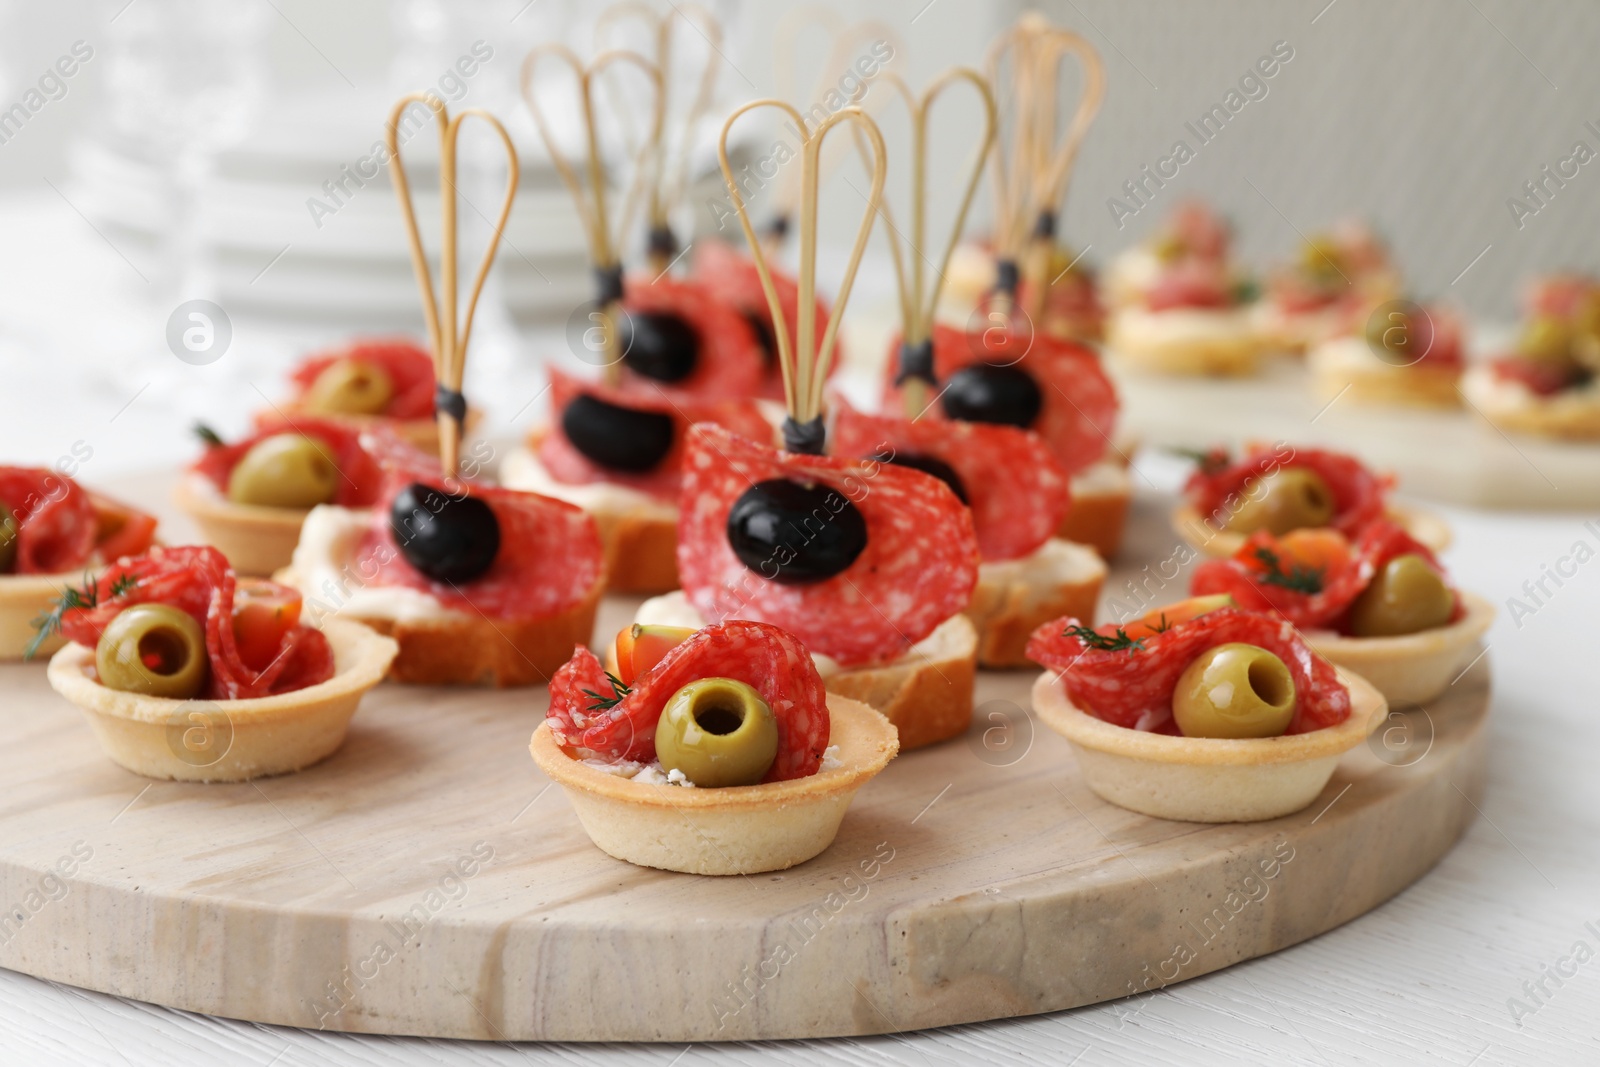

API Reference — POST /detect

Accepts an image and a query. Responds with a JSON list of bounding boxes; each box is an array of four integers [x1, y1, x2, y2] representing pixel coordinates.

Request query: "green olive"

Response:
[[1172, 643, 1296, 740], [302, 359, 395, 416], [1299, 236, 1344, 280], [1518, 317, 1574, 366], [1224, 467, 1337, 536], [1346, 553, 1454, 638], [95, 604, 208, 699], [226, 433, 339, 509], [0, 505, 17, 574], [654, 677, 779, 788]]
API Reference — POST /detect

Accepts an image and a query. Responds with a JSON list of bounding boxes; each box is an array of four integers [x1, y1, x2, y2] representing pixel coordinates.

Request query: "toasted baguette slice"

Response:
[[500, 444, 679, 594], [965, 539, 1106, 668], [1059, 460, 1131, 560], [820, 615, 978, 751]]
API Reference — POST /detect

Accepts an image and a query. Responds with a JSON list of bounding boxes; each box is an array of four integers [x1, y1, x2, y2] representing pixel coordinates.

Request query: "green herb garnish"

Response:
[[1165, 445, 1231, 476], [1063, 623, 1146, 653], [1252, 547, 1325, 595], [581, 671, 633, 712], [26, 572, 138, 660], [193, 423, 225, 447]]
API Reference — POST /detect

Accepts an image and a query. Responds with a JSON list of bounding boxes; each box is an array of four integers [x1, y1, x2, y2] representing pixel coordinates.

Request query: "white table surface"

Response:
[[2, 199, 1598, 1066]]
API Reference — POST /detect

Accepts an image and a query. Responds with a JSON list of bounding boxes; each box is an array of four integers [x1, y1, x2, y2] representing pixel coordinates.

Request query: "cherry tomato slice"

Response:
[[232, 579, 304, 673]]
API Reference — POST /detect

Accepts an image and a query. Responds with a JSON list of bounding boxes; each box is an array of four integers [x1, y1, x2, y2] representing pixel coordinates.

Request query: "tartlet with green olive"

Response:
[[176, 417, 383, 576], [1308, 301, 1464, 408], [1172, 443, 1450, 560], [1192, 521, 1493, 705], [0, 466, 159, 660], [1460, 274, 1600, 440], [533, 620, 898, 875], [1026, 598, 1386, 823], [40, 545, 396, 781]]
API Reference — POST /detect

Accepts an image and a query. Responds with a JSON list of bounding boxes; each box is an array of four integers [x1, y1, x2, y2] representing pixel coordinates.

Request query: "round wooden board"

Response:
[[0, 587, 1488, 1042]]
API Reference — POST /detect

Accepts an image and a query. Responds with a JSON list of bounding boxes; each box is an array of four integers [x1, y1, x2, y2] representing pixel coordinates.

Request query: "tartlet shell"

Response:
[[529, 695, 899, 875], [1305, 591, 1494, 706], [173, 473, 309, 577], [1170, 500, 1453, 560], [0, 572, 76, 660], [1031, 666, 1387, 823], [1107, 308, 1267, 377], [1460, 364, 1600, 440], [47, 617, 397, 782]]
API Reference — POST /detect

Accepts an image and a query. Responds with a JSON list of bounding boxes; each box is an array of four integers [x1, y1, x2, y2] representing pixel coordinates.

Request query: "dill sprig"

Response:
[[1063, 623, 1146, 653], [26, 572, 138, 660], [1252, 547, 1325, 595], [581, 671, 633, 712], [193, 423, 225, 447], [1165, 445, 1230, 476]]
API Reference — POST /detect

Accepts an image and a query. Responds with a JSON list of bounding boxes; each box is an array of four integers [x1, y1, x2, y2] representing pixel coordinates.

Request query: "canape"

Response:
[[40, 545, 396, 781], [0, 467, 158, 660], [176, 417, 382, 576], [1106, 201, 1267, 376], [1027, 599, 1386, 822], [1171, 443, 1451, 560], [1255, 222, 1402, 354], [532, 620, 898, 874], [1192, 521, 1494, 705], [1460, 274, 1600, 440], [1308, 301, 1464, 408]]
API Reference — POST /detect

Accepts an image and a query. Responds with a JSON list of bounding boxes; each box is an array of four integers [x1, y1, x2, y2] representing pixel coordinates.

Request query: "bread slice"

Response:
[[821, 614, 978, 751], [965, 539, 1106, 668], [500, 444, 679, 594], [1058, 459, 1131, 560]]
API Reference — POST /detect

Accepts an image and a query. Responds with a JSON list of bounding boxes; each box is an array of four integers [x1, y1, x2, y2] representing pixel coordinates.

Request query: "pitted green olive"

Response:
[[226, 433, 339, 509], [654, 677, 778, 788], [1347, 553, 1454, 638], [1172, 643, 1296, 740], [95, 603, 208, 699], [302, 359, 395, 416], [0, 506, 17, 574], [1224, 467, 1337, 536], [1518, 317, 1574, 366]]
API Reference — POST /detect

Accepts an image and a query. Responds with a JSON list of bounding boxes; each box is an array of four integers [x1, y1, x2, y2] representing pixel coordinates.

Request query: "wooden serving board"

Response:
[[0, 596, 1488, 1042]]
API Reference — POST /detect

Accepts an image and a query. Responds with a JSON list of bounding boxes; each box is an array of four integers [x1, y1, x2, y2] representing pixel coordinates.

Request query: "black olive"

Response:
[[726, 478, 868, 584], [742, 310, 777, 368], [620, 311, 700, 383], [940, 364, 1043, 428], [389, 483, 501, 584], [560, 394, 675, 473], [887, 451, 968, 504]]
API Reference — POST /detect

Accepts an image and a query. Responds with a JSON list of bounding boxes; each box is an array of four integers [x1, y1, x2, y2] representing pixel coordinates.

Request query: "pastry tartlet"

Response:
[[1459, 274, 1600, 440], [1172, 443, 1450, 560], [500, 372, 771, 595], [535, 620, 898, 874], [268, 337, 477, 452], [1254, 222, 1402, 355], [177, 417, 382, 576], [0, 468, 158, 660], [1027, 601, 1386, 822], [38, 545, 396, 781], [1192, 520, 1493, 705], [1105, 201, 1267, 376], [1308, 303, 1464, 408]]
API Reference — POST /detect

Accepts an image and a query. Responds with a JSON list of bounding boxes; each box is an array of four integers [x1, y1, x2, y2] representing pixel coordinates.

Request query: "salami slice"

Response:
[[361, 468, 604, 622], [280, 338, 438, 421], [830, 400, 1069, 562], [692, 239, 836, 400], [677, 423, 979, 668], [547, 619, 829, 781], [538, 368, 775, 500], [55, 545, 334, 699], [1192, 520, 1459, 632], [1026, 606, 1351, 735], [882, 323, 1117, 475], [0, 467, 97, 574], [195, 416, 383, 508], [622, 274, 764, 399], [1184, 444, 1389, 539]]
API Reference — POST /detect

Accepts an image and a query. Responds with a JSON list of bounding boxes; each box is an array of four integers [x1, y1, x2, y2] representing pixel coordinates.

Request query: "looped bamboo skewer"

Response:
[[597, 2, 725, 274], [717, 101, 887, 451], [520, 45, 664, 383], [767, 16, 902, 255], [863, 68, 996, 417], [384, 93, 519, 479]]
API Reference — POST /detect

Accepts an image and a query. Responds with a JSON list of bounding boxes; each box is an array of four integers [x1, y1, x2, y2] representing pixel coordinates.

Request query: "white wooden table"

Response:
[[1, 199, 1596, 1064]]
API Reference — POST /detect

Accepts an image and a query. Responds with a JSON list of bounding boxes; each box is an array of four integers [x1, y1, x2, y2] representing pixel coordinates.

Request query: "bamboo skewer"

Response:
[[521, 45, 664, 384], [385, 93, 519, 479], [717, 101, 886, 452]]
